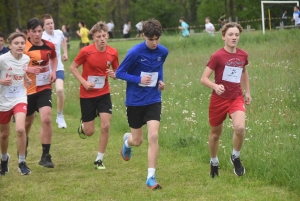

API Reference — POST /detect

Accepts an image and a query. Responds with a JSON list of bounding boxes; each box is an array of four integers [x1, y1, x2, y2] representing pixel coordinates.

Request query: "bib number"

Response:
[[139, 72, 158, 87], [87, 76, 106, 89], [36, 71, 50, 86], [222, 66, 243, 83], [5, 84, 25, 98]]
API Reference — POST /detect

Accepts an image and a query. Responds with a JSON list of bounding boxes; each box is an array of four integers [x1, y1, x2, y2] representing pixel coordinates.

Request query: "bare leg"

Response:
[[147, 120, 160, 168], [209, 124, 223, 158], [0, 123, 10, 155], [98, 113, 111, 153], [39, 106, 52, 144], [230, 111, 246, 152], [14, 112, 27, 156], [56, 79, 65, 113]]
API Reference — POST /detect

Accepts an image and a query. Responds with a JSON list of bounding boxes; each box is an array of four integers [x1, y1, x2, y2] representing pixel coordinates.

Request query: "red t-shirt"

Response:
[[74, 44, 119, 98], [206, 48, 248, 99]]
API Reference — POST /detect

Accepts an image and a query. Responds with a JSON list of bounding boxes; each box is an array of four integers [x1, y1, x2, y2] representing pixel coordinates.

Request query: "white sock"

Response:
[[210, 157, 219, 166], [147, 168, 156, 179], [95, 152, 104, 161], [125, 140, 132, 148], [232, 149, 240, 159], [57, 111, 62, 116], [1, 153, 8, 161], [18, 155, 26, 163]]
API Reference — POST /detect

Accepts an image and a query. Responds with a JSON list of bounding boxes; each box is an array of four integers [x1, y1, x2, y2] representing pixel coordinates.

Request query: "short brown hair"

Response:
[[143, 19, 162, 38], [7, 32, 26, 44], [40, 14, 53, 23], [221, 22, 243, 36], [89, 21, 108, 35]]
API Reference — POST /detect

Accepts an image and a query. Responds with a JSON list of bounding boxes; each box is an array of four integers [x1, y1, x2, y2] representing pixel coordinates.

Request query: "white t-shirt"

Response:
[[135, 22, 143, 31], [42, 30, 65, 71], [107, 22, 115, 32], [293, 12, 300, 25], [205, 23, 215, 34], [0, 52, 29, 111], [123, 24, 130, 34]]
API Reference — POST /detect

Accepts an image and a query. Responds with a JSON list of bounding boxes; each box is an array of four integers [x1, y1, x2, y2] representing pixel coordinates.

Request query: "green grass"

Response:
[[1, 29, 300, 200]]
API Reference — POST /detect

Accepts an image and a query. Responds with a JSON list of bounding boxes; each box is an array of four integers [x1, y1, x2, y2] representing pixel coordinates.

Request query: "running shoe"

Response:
[[146, 176, 162, 190], [18, 161, 31, 175], [230, 155, 245, 176], [0, 154, 10, 176], [56, 115, 67, 129], [78, 120, 87, 139], [120, 133, 132, 161], [38, 154, 54, 168], [94, 160, 106, 170], [210, 162, 219, 178]]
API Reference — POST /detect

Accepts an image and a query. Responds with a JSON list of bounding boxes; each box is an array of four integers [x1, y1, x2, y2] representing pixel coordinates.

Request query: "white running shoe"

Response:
[[56, 115, 67, 129]]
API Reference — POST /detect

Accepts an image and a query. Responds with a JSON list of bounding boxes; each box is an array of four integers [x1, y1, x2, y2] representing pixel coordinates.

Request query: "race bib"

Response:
[[5, 84, 25, 98], [139, 72, 158, 87], [222, 66, 243, 83], [36, 71, 50, 86], [87, 76, 106, 89]]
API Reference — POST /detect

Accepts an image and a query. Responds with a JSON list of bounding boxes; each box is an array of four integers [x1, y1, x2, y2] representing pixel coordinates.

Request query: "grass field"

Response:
[[0, 29, 299, 201]]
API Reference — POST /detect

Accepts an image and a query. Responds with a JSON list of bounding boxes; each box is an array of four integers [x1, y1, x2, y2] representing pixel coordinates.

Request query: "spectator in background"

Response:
[[123, 21, 131, 38], [178, 17, 189, 37], [205, 17, 215, 36], [218, 13, 227, 29], [76, 21, 90, 48], [282, 11, 287, 25], [135, 19, 143, 38], [62, 25, 70, 49], [15, 27, 22, 33], [0, 32, 9, 55], [292, 6, 300, 26], [107, 20, 115, 38]]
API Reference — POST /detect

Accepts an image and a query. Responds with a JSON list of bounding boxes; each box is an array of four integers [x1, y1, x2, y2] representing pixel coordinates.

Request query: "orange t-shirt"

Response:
[[74, 44, 119, 98], [24, 39, 56, 95]]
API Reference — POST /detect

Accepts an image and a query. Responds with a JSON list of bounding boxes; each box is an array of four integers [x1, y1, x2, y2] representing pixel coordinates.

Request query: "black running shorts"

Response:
[[27, 89, 52, 116]]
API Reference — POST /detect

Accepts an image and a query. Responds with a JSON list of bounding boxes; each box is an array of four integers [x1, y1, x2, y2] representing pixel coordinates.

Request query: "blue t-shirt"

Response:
[[116, 41, 168, 106], [181, 22, 189, 37], [0, 47, 9, 55]]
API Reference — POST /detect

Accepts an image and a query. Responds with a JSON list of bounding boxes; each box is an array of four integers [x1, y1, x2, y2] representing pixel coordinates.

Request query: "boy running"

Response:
[[116, 19, 168, 189], [70, 22, 118, 170], [41, 14, 68, 129], [200, 22, 251, 178], [24, 18, 57, 168], [0, 32, 32, 175]]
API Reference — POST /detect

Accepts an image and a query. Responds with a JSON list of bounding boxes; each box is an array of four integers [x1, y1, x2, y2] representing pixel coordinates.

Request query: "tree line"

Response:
[[0, 0, 296, 37]]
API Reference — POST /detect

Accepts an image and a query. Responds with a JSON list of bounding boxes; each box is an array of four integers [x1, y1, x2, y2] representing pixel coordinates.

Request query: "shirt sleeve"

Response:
[[49, 43, 57, 59], [116, 50, 141, 84], [206, 53, 219, 70], [74, 49, 86, 66]]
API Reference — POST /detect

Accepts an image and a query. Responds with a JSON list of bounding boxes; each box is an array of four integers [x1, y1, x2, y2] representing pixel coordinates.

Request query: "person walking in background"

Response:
[[0, 32, 9, 55], [123, 21, 131, 38], [201, 22, 251, 178], [76, 21, 90, 48], [70, 21, 119, 170], [116, 19, 168, 190], [178, 17, 189, 37], [62, 25, 70, 50], [205, 17, 215, 36], [41, 14, 68, 129], [0, 32, 32, 176], [135, 19, 143, 38], [218, 13, 227, 29], [292, 6, 300, 26], [107, 20, 115, 39], [282, 11, 287, 25]]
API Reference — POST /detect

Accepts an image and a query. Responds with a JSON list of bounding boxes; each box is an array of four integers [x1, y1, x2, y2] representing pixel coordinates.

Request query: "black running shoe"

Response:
[[94, 160, 106, 170], [0, 154, 10, 176], [39, 154, 54, 168], [18, 161, 31, 175], [210, 162, 219, 178], [230, 155, 245, 176]]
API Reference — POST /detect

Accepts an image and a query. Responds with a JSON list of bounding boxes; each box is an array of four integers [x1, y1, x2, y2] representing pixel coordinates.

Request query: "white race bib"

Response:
[[139, 72, 158, 87], [5, 84, 25, 98], [87, 76, 106, 89], [222, 66, 243, 83], [36, 71, 50, 86]]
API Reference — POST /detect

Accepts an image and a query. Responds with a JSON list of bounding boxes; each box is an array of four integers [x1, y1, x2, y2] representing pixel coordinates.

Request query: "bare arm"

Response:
[[200, 67, 225, 95], [61, 37, 68, 61], [241, 67, 251, 104], [70, 61, 94, 91], [76, 30, 82, 37], [49, 57, 57, 83]]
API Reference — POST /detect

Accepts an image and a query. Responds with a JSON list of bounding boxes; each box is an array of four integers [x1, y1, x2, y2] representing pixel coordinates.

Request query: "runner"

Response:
[[205, 17, 215, 36], [116, 19, 168, 190], [178, 17, 189, 37], [70, 21, 118, 170], [200, 22, 251, 178], [76, 21, 90, 48], [135, 19, 143, 38], [0, 32, 9, 55], [41, 14, 68, 129], [0, 32, 32, 175], [24, 17, 57, 168]]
